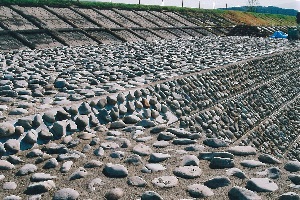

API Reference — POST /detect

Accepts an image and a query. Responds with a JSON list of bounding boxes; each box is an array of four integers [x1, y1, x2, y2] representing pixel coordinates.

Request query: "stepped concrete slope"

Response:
[[0, 5, 291, 51], [0, 4, 300, 200]]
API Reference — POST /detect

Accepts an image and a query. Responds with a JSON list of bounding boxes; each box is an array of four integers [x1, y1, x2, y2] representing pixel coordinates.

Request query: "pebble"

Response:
[[152, 176, 178, 188], [17, 164, 37, 175], [184, 144, 205, 152], [173, 166, 202, 179], [246, 178, 278, 192], [105, 188, 124, 200], [24, 130, 38, 144], [143, 163, 166, 173], [124, 154, 143, 165], [7, 155, 24, 164], [149, 153, 171, 163], [256, 167, 281, 179], [187, 184, 214, 198], [53, 188, 79, 200], [94, 147, 105, 157], [285, 161, 300, 172], [101, 142, 120, 150], [136, 119, 156, 128], [103, 163, 128, 178], [226, 168, 247, 179], [0, 122, 15, 137], [69, 167, 88, 180], [210, 157, 235, 169], [84, 160, 103, 168], [240, 160, 266, 168], [173, 138, 196, 145], [181, 155, 199, 166], [4, 139, 20, 153], [157, 132, 176, 141], [30, 173, 57, 182], [258, 154, 282, 164], [167, 128, 191, 138], [127, 176, 147, 187], [3, 195, 22, 200], [278, 192, 300, 200], [133, 144, 153, 156], [88, 178, 103, 191], [203, 138, 228, 148], [60, 161, 73, 173], [153, 140, 169, 148], [288, 174, 300, 185], [228, 146, 257, 156], [43, 158, 59, 169], [141, 191, 163, 200], [228, 186, 261, 200], [123, 115, 141, 124], [3, 181, 17, 190], [0, 160, 15, 170], [25, 180, 55, 195], [204, 176, 231, 189], [110, 120, 126, 129]]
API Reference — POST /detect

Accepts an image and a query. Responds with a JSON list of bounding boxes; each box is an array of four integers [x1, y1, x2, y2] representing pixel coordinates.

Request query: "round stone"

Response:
[[173, 166, 202, 179], [103, 163, 128, 178], [285, 161, 300, 172], [53, 188, 79, 200], [3, 181, 17, 190], [228, 186, 261, 200], [187, 184, 214, 198], [105, 188, 124, 200], [204, 176, 231, 189], [246, 178, 278, 192], [141, 191, 163, 200], [133, 144, 153, 156], [127, 176, 147, 187], [152, 176, 178, 188], [279, 192, 300, 200]]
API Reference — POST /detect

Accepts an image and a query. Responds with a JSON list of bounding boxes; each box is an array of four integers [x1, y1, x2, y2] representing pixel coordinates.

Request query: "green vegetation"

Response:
[[0, 0, 296, 26]]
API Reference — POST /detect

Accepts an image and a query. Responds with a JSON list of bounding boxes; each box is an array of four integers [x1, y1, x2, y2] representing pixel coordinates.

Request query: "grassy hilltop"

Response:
[[0, 0, 297, 26]]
